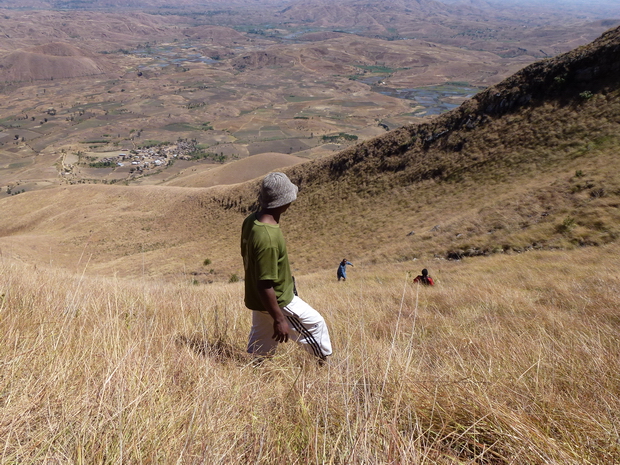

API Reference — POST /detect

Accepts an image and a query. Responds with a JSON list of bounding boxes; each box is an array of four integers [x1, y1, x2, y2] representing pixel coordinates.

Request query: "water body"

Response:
[[361, 77, 480, 116], [171, 54, 218, 65]]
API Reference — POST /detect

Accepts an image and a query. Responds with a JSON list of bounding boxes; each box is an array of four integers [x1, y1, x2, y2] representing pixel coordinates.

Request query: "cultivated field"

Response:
[[1, 244, 618, 463]]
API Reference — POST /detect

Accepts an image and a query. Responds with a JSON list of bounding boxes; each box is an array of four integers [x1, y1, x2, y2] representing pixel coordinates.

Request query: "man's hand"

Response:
[[272, 317, 290, 343], [257, 279, 291, 343]]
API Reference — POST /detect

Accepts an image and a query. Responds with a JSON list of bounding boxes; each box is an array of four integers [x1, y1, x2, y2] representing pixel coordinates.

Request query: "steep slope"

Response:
[[273, 25, 620, 264], [292, 25, 620, 189], [1, 26, 619, 279]]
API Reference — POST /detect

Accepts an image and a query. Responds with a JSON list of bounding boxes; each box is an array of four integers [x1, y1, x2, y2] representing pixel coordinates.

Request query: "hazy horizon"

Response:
[[442, 0, 620, 9], [0, 0, 619, 7], [0, 0, 618, 20]]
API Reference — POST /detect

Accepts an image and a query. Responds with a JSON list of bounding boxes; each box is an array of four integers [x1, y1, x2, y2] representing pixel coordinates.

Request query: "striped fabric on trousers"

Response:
[[247, 296, 332, 359]]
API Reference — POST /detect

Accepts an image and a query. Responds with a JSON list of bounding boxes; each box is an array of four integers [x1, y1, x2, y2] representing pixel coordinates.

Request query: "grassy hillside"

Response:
[[1, 242, 618, 463], [275, 24, 620, 269], [1, 26, 620, 279]]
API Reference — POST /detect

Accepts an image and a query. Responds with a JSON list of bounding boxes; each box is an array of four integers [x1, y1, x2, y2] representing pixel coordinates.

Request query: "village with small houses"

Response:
[[59, 138, 223, 184], [92, 139, 199, 170]]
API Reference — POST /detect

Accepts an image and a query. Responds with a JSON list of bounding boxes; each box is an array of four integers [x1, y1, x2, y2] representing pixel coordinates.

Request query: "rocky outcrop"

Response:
[[431, 25, 620, 137], [338, 23, 620, 161]]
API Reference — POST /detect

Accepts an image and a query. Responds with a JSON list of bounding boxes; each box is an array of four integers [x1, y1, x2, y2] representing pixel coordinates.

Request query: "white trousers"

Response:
[[247, 296, 333, 359]]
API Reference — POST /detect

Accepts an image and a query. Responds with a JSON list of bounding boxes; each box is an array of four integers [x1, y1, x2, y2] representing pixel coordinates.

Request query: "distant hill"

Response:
[[230, 35, 527, 86], [1, 25, 619, 278], [276, 0, 476, 25], [0, 42, 115, 81], [0, 0, 286, 9], [164, 153, 308, 188], [0, 0, 617, 60], [0, 11, 176, 53]]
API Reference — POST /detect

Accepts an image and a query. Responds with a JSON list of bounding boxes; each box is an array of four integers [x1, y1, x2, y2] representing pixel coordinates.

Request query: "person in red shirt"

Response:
[[413, 268, 434, 286]]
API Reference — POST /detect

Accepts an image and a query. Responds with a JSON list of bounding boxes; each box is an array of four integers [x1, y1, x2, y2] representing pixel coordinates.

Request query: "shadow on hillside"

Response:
[[176, 334, 246, 364]]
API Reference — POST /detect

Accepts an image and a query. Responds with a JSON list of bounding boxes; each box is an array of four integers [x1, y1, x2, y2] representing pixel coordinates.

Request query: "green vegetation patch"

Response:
[[162, 123, 200, 132], [188, 147, 227, 162], [88, 160, 115, 168], [445, 81, 471, 87], [0, 116, 20, 126], [138, 140, 171, 148], [81, 139, 111, 144], [591, 135, 617, 150], [321, 133, 358, 143], [7, 162, 31, 169], [162, 121, 212, 132]]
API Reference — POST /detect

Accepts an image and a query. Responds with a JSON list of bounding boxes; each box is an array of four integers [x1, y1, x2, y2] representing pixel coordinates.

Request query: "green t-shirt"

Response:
[[241, 213, 295, 311]]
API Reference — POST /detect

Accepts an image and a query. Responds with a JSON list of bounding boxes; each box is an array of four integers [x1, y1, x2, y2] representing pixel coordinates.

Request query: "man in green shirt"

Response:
[[241, 172, 332, 362]]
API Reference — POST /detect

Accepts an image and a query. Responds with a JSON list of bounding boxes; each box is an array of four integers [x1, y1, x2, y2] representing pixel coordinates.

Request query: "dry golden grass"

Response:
[[163, 153, 309, 189], [1, 243, 618, 463]]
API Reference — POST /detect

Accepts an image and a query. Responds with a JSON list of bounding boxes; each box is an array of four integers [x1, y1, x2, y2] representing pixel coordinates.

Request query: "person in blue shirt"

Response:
[[337, 259, 354, 281]]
